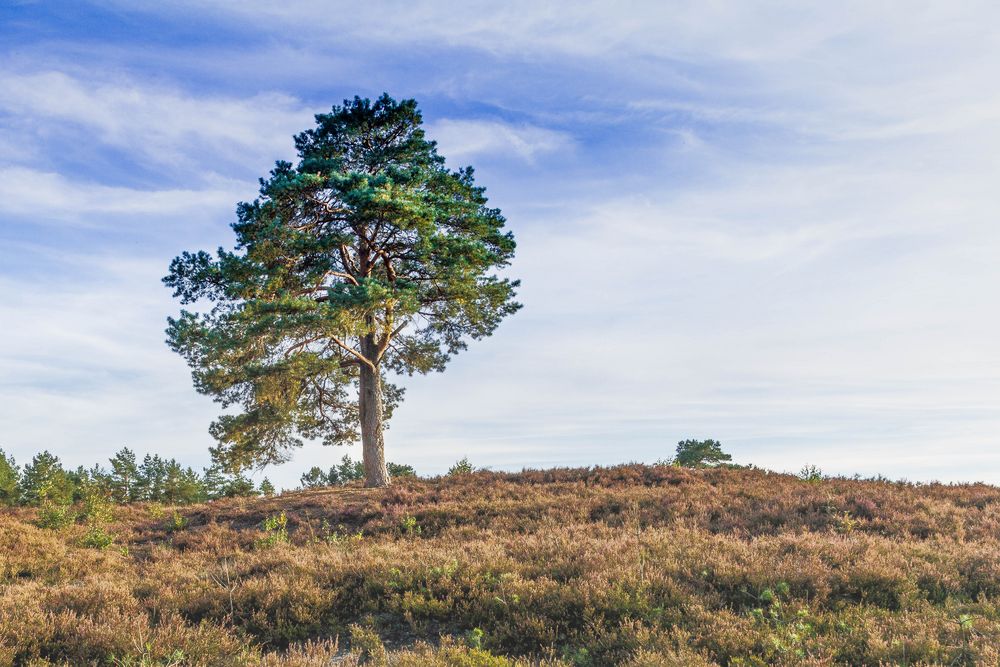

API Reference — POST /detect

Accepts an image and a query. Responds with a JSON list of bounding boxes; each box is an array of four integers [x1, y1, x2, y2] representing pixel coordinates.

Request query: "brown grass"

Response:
[[2, 464, 1000, 665]]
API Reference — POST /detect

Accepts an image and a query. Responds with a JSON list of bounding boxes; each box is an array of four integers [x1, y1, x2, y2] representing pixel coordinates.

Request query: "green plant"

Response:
[[36, 501, 77, 529], [81, 523, 115, 549], [350, 623, 388, 666], [387, 462, 417, 478], [954, 614, 977, 665], [562, 646, 593, 666], [164, 95, 521, 488], [799, 465, 823, 483], [256, 511, 289, 548], [835, 511, 857, 534], [400, 515, 420, 536], [673, 439, 732, 468], [0, 449, 20, 506], [166, 510, 189, 532], [448, 457, 475, 475], [465, 627, 485, 650], [21, 451, 75, 505]]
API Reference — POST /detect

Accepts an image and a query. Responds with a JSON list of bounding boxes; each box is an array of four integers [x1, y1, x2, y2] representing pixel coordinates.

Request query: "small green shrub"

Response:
[[166, 510, 189, 532], [36, 502, 77, 529], [465, 627, 485, 649], [799, 465, 824, 483], [256, 512, 288, 548], [81, 524, 115, 550], [448, 457, 475, 475], [400, 515, 420, 536]]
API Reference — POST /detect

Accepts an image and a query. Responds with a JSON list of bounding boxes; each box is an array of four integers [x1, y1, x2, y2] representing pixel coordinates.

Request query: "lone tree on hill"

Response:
[[673, 439, 732, 468], [164, 94, 520, 487]]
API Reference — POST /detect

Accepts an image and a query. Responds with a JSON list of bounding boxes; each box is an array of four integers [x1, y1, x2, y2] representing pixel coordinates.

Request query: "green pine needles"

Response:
[[164, 94, 520, 487]]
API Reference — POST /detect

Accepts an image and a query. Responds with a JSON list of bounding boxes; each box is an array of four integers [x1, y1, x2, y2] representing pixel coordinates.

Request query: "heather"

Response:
[[3, 464, 1000, 665]]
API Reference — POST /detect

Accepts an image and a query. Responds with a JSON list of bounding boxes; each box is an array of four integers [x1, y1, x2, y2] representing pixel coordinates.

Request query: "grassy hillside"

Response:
[[3, 465, 1000, 665]]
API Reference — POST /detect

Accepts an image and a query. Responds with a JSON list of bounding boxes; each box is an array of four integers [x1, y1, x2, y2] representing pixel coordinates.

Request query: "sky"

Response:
[[1, 1, 999, 488]]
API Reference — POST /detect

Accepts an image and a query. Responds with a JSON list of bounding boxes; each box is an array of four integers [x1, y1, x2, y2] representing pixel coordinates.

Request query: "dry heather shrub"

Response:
[[4, 465, 1000, 665]]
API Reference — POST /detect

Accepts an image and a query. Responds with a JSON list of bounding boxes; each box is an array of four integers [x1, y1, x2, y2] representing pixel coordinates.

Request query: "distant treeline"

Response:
[[0, 448, 418, 507]]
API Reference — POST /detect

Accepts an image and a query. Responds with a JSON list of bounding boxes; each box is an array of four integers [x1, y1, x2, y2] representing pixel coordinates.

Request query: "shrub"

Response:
[[166, 510, 189, 532], [799, 465, 823, 483], [256, 512, 288, 548], [448, 457, 475, 475], [400, 515, 421, 537], [35, 501, 77, 529], [81, 524, 115, 549], [0, 449, 20, 506], [350, 623, 388, 666]]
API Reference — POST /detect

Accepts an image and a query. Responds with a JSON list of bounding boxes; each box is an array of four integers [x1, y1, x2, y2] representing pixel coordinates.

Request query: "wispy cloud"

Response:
[[2, 1, 1000, 485], [428, 119, 572, 163], [0, 69, 313, 175], [0, 167, 242, 223]]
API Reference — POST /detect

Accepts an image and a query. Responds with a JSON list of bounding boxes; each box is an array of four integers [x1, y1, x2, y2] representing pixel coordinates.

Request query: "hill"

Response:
[[2, 464, 1000, 665]]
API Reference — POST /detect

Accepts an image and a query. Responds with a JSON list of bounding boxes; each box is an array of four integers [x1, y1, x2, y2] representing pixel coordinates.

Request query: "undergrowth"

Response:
[[2, 464, 1000, 665]]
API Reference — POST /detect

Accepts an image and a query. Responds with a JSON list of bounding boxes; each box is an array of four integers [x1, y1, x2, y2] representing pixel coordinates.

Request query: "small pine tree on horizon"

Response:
[[673, 439, 732, 468]]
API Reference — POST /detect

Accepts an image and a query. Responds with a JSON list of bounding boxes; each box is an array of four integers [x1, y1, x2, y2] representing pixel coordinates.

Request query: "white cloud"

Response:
[[4, 1, 1000, 484], [0, 167, 243, 223], [0, 69, 313, 174], [428, 118, 572, 163]]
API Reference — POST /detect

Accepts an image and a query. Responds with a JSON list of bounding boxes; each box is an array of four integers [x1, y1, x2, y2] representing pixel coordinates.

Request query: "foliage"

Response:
[[35, 501, 77, 529], [167, 510, 189, 532], [299, 454, 415, 489], [256, 512, 289, 549], [203, 463, 257, 500], [163, 94, 521, 485], [387, 461, 417, 478], [20, 451, 75, 506], [799, 464, 824, 482], [448, 457, 475, 475], [259, 478, 276, 497], [0, 448, 19, 506], [673, 439, 732, 468], [349, 623, 388, 666], [109, 447, 141, 503]]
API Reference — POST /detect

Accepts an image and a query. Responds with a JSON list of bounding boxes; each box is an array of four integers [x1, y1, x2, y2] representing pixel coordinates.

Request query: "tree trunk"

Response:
[[358, 358, 390, 488]]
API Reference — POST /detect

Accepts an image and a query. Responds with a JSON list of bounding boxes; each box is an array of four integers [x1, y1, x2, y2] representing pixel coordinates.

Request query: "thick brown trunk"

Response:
[[358, 343, 389, 488]]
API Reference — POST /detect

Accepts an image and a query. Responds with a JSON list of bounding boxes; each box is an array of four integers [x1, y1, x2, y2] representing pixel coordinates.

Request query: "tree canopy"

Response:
[[673, 439, 733, 468], [164, 94, 520, 486]]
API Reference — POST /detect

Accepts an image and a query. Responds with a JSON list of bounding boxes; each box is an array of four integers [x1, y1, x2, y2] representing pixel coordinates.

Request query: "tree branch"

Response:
[[329, 335, 375, 371]]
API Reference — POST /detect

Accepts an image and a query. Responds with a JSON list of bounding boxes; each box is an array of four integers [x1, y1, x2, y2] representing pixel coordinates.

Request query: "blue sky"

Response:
[[2, 1, 999, 487]]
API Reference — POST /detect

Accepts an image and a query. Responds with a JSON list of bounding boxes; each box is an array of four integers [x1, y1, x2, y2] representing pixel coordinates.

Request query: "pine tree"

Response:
[[202, 463, 255, 498], [162, 460, 205, 504], [299, 466, 328, 489], [137, 454, 168, 501], [331, 454, 364, 485], [673, 439, 732, 468], [165, 94, 520, 487], [0, 449, 20, 506], [259, 478, 276, 496], [386, 462, 416, 478], [20, 451, 74, 506], [108, 447, 140, 503]]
